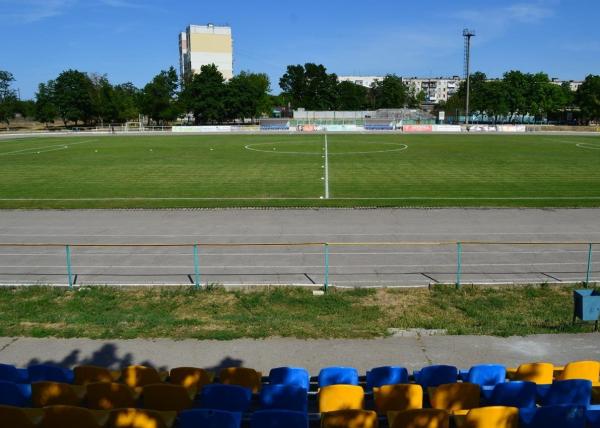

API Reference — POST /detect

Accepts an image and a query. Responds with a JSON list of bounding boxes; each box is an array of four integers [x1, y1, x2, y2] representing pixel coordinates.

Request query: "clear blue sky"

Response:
[[2, 0, 598, 98]]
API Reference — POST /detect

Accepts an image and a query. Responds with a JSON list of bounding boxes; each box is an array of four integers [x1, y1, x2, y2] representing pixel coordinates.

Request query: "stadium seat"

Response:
[[518, 405, 586, 428], [250, 409, 309, 428], [463, 364, 506, 387], [121, 365, 164, 388], [510, 362, 554, 384], [40, 405, 107, 428], [178, 408, 242, 428], [587, 407, 600, 428], [389, 408, 450, 428], [413, 365, 458, 389], [558, 361, 600, 383], [0, 404, 43, 428], [319, 384, 364, 413], [31, 381, 83, 407], [0, 380, 32, 407], [461, 406, 519, 428], [366, 366, 409, 390], [259, 384, 308, 412], [0, 363, 29, 383], [321, 409, 378, 428], [268, 367, 310, 390], [488, 381, 537, 408], [429, 383, 480, 411], [168, 367, 213, 391], [541, 379, 592, 406], [86, 381, 138, 410], [107, 408, 175, 428], [74, 365, 120, 385], [28, 364, 74, 384], [197, 384, 252, 412], [219, 367, 262, 393], [318, 366, 359, 387], [142, 383, 193, 412], [373, 384, 423, 414]]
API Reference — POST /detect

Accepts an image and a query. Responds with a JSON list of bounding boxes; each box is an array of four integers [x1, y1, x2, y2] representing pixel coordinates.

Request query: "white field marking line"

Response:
[[243, 141, 408, 155], [324, 134, 330, 199], [0, 139, 97, 156], [2, 196, 600, 201], [576, 143, 600, 150]]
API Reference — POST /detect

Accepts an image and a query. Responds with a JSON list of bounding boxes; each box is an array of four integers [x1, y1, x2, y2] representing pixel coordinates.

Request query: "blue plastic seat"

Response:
[[178, 409, 242, 428], [268, 367, 310, 390], [463, 364, 506, 400], [318, 367, 359, 387], [541, 380, 592, 407], [365, 366, 409, 391], [489, 381, 537, 408], [197, 384, 252, 412], [27, 364, 74, 383], [519, 405, 586, 428], [259, 384, 308, 412], [0, 364, 29, 383], [413, 365, 458, 389], [0, 381, 32, 407], [587, 406, 600, 428], [250, 409, 309, 428]]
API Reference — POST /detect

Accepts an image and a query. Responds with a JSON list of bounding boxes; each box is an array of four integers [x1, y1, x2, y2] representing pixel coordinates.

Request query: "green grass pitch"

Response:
[[0, 133, 599, 208]]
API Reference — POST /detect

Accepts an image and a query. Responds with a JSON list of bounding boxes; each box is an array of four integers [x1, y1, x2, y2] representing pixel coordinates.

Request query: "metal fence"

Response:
[[0, 242, 597, 289]]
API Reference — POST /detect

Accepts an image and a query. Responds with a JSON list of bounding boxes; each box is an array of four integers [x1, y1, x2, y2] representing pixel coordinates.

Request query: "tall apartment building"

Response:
[[179, 24, 233, 80]]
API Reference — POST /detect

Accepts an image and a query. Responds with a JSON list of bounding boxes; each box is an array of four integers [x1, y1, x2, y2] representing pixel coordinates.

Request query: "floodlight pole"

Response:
[[463, 29, 476, 125]]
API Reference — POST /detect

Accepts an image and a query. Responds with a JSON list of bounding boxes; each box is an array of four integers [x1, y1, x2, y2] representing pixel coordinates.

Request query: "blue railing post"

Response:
[[456, 242, 462, 289], [324, 243, 329, 292], [193, 243, 201, 289], [585, 243, 593, 287], [65, 245, 73, 289]]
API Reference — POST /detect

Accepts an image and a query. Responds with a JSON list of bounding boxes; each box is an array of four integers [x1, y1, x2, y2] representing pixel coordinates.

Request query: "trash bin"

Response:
[[573, 289, 600, 331]]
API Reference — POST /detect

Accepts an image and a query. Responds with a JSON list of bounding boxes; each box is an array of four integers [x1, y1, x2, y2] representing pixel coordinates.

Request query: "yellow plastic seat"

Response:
[[0, 405, 44, 428], [31, 382, 84, 407], [321, 409, 378, 428], [319, 385, 365, 413], [512, 362, 554, 384], [142, 383, 193, 412], [373, 384, 423, 414], [86, 382, 138, 410], [40, 405, 107, 428], [74, 365, 121, 385], [107, 408, 176, 428], [458, 406, 519, 428], [121, 366, 164, 389], [558, 360, 600, 383], [429, 383, 480, 412], [389, 408, 450, 428], [219, 367, 262, 393], [169, 367, 213, 391]]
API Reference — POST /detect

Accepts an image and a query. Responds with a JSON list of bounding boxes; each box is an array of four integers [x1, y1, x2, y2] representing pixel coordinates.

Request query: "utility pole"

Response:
[[463, 29, 476, 125]]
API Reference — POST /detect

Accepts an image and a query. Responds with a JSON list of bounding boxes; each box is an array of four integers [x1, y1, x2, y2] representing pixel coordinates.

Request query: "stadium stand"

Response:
[[363, 119, 395, 131], [0, 361, 599, 427], [259, 119, 290, 131]]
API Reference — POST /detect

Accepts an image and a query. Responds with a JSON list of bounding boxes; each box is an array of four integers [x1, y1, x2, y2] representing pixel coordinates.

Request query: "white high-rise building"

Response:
[[179, 24, 233, 80]]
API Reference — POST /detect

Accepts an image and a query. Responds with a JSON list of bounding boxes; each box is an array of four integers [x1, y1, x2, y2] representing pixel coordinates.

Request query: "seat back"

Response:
[[390, 408, 450, 428], [319, 384, 364, 413], [268, 367, 310, 390], [259, 384, 307, 412], [366, 366, 409, 390], [86, 382, 137, 410], [489, 381, 537, 408], [74, 365, 116, 385], [121, 366, 162, 388], [28, 364, 74, 384], [542, 379, 592, 406], [142, 383, 193, 412], [198, 384, 252, 412], [0, 380, 32, 407], [318, 367, 359, 388], [169, 367, 212, 390], [0, 404, 40, 428], [559, 361, 600, 382], [416, 365, 458, 389], [466, 365, 506, 387], [219, 367, 262, 393], [107, 408, 170, 428], [373, 384, 423, 414], [519, 405, 586, 428], [251, 409, 308, 428], [40, 405, 102, 428], [32, 381, 82, 407], [463, 406, 519, 428], [429, 383, 480, 411], [0, 363, 28, 383], [514, 363, 554, 384], [178, 409, 242, 428], [321, 409, 378, 428]]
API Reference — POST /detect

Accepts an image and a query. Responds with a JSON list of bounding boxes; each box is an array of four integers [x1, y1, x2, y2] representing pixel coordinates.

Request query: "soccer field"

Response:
[[0, 133, 599, 208]]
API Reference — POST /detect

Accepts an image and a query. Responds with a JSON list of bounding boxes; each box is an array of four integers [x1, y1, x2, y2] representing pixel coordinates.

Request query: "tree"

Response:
[[279, 65, 306, 109], [112, 83, 140, 123], [371, 74, 407, 108], [279, 63, 338, 110], [182, 64, 226, 124], [576, 75, 600, 124], [52, 69, 95, 126], [226, 71, 271, 122], [139, 67, 180, 125], [35, 82, 58, 127], [337, 81, 369, 110], [0, 70, 18, 129], [502, 70, 529, 122]]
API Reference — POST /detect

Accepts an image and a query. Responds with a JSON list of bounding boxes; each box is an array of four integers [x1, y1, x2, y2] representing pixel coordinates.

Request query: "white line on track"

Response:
[[1, 196, 600, 201], [324, 134, 330, 199]]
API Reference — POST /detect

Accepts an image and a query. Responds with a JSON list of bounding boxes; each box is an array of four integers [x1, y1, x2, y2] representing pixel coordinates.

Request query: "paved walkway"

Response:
[[1, 334, 599, 373]]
